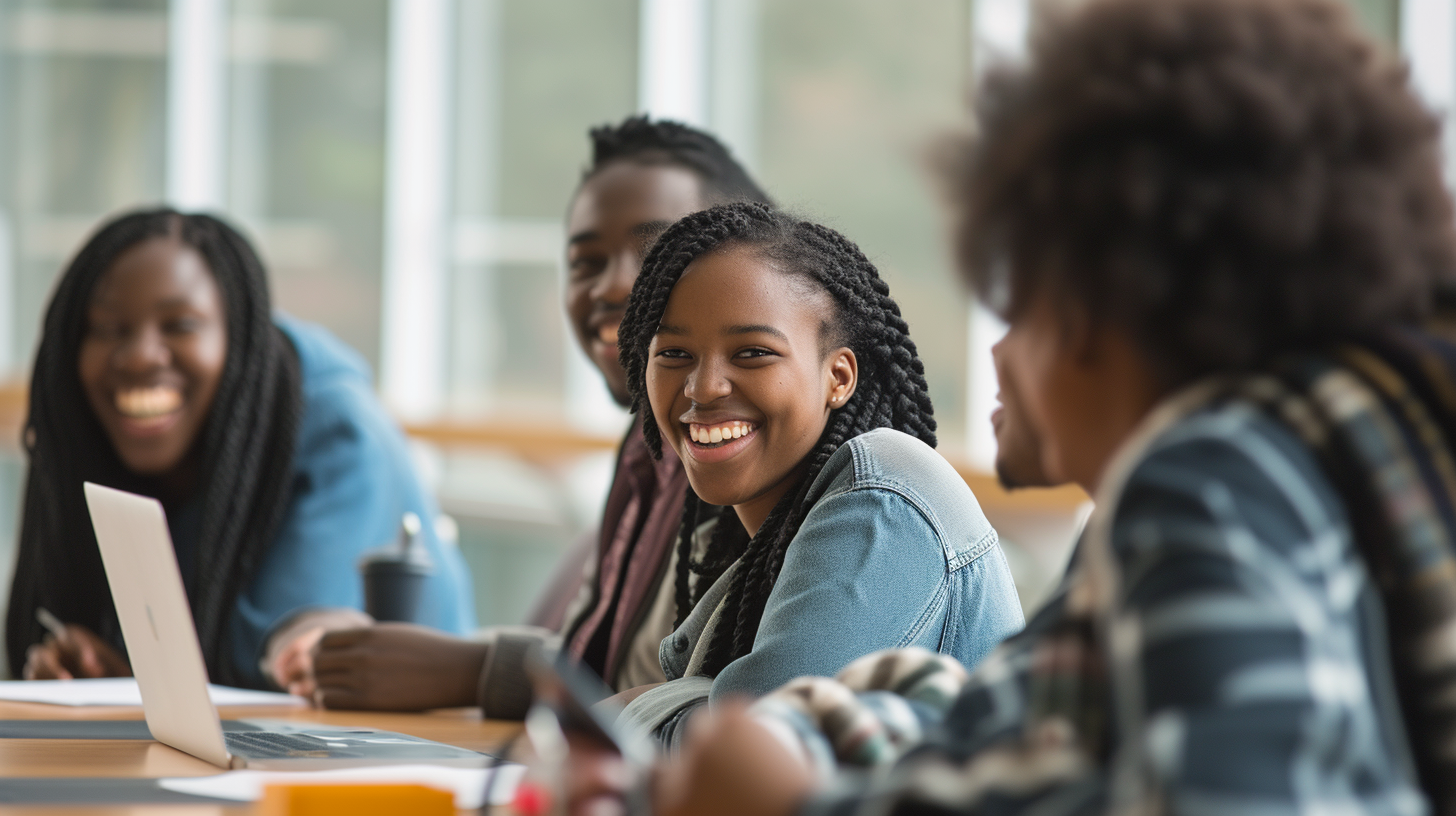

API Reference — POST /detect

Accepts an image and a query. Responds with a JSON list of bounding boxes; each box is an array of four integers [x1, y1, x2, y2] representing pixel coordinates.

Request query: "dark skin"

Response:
[[645, 248, 856, 537], [297, 161, 712, 709], [603, 248, 856, 705], [25, 237, 229, 680], [567, 294, 1158, 816]]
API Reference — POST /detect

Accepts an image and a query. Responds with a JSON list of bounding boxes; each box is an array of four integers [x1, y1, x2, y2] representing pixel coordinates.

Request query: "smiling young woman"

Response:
[[612, 202, 1024, 747], [5, 208, 475, 688]]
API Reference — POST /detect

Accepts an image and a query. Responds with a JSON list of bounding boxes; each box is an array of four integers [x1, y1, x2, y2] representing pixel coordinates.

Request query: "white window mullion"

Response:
[[1402, 0, 1456, 188], [638, 0, 710, 125], [380, 0, 453, 421], [167, 0, 229, 211], [963, 0, 1030, 470]]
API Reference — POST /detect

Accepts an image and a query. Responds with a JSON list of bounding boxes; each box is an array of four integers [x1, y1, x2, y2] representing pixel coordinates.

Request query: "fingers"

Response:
[[316, 627, 370, 652], [73, 633, 103, 678], [24, 642, 72, 680]]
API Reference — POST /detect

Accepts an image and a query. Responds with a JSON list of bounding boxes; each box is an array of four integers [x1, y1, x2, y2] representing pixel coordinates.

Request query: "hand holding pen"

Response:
[[24, 607, 131, 680]]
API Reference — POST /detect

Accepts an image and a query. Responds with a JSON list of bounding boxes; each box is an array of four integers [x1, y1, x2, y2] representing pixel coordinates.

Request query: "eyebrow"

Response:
[[566, 230, 598, 246], [655, 323, 790, 343], [89, 296, 201, 311], [632, 220, 673, 241]]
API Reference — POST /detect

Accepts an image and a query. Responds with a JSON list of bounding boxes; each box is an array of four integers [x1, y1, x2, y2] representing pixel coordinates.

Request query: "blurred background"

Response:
[[0, 0, 1431, 673]]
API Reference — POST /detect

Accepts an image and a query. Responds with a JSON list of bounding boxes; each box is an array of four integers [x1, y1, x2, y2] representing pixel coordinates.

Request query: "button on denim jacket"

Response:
[[620, 427, 1025, 748]]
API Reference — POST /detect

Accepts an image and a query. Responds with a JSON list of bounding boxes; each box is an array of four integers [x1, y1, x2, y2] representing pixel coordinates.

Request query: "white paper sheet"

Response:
[[158, 763, 525, 808], [0, 677, 305, 707]]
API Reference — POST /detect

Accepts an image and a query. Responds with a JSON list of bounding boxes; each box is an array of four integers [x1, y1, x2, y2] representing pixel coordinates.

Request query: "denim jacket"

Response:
[[619, 427, 1024, 748]]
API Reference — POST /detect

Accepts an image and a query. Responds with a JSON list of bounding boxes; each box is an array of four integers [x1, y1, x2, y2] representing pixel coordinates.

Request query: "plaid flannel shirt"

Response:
[[760, 387, 1428, 816]]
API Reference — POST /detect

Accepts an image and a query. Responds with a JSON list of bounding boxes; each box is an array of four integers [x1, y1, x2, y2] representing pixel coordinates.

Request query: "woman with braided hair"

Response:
[[613, 202, 1023, 747], [6, 208, 474, 688]]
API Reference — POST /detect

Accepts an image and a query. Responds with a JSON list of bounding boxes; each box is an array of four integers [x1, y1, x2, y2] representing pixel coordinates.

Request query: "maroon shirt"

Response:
[[562, 419, 688, 683]]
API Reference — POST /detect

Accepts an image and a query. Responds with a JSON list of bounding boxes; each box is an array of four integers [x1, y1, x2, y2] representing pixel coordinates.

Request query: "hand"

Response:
[[271, 626, 327, 697], [310, 623, 489, 711], [23, 624, 130, 680], [558, 731, 633, 816], [654, 701, 816, 816]]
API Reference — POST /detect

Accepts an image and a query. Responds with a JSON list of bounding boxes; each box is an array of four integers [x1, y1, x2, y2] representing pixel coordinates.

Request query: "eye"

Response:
[[568, 255, 607, 281], [86, 320, 126, 341], [735, 347, 777, 360], [653, 347, 692, 362], [163, 317, 203, 334]]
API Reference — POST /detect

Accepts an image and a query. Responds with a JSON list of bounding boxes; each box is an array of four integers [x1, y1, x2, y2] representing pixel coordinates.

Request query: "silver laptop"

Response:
[[83, 481, 488, 770]]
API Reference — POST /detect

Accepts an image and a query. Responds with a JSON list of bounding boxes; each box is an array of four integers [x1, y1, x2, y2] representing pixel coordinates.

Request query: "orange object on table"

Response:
[[258, 782, 454, 816]]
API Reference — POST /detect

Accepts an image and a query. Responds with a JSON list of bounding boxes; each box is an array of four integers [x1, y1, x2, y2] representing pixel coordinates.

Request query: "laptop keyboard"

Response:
[[224, 730, 349, 758]]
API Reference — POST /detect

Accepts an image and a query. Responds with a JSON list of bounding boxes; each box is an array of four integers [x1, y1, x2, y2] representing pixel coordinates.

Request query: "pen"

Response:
[[36, 607, 68, 641]]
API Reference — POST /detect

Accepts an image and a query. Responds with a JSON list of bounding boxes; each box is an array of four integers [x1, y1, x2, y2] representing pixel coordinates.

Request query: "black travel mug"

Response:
[[359, 511, 434, 623]]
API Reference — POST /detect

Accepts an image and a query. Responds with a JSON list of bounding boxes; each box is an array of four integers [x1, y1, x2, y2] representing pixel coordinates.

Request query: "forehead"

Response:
[[91, 238, 218, 307], [661, 246, 832, 337], [568, 162, 705, 238]]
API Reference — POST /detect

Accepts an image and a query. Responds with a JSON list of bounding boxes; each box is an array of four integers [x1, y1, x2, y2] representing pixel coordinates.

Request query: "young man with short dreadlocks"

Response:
[[295, 116, 778, 714], [611, 202, 1023, 747]]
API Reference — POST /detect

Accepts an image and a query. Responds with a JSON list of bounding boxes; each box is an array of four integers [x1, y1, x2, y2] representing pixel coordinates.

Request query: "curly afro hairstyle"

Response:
[[950, 0, 1456, 387], [618, 202, 936, 676]]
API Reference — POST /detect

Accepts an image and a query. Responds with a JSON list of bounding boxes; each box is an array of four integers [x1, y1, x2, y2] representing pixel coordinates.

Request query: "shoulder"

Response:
[[276, 313, 373, 396], [808, 428, 997, 565], [1116, 399, 1347, 562], [275, 316, 402, 467]]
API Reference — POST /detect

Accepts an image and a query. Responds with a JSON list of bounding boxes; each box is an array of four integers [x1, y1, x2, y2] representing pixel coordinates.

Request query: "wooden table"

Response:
[[0, 700, 522, 815]]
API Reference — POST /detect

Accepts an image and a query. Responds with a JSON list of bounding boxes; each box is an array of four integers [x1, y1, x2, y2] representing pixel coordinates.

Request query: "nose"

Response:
[[114, 325, 170, 373], [589, 250, 638, 305], [684, 356, 732, 404]]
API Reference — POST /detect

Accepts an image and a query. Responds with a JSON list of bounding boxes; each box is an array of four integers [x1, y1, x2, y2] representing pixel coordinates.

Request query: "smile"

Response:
[[597, 324, 619, 345], [115, 385, 182, 418], [683, 421, 759, 464], [112, 386, 183, 437], [689, 420, 756, 446]]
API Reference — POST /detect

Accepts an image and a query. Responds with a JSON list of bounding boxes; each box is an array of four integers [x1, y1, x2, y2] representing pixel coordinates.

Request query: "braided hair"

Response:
[[585, 115, 773, 207], [618, 202, 936, 676], [4, 208, 302, 686]]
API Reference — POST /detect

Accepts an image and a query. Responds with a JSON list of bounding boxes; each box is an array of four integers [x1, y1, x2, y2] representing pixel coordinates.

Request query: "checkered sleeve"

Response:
[[799, 407, 1426, 816]]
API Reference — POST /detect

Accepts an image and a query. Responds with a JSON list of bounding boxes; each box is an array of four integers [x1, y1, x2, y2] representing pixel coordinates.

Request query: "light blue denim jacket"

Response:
[[619, 427, 1024, 748]]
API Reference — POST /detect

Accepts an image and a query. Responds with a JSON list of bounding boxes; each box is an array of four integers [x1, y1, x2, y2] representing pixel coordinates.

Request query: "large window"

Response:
[[0, 0, 1436, 645]]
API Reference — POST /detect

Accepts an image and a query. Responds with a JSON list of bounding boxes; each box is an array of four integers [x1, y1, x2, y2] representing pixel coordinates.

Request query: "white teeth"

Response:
[[688, 421, 756, 445], [115, 386, 182, 419], [599, 325, 619, 344]]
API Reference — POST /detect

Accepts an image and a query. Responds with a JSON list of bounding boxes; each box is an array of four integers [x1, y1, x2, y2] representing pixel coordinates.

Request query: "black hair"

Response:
[[948, 0, 1456, 388], [618, 202, 936, 676], [584, 115, 774, 207], [5, 208, 301, 687]]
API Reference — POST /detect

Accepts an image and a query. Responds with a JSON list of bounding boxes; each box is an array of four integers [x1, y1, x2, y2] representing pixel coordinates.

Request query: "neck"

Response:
[[1065, 332, 1167, 495], [733, 464, 809, 538], [153, 448, 203, 505]]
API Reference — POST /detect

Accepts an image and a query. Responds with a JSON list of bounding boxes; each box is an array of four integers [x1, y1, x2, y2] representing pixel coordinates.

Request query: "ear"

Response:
[[825, 348, 858, 410]]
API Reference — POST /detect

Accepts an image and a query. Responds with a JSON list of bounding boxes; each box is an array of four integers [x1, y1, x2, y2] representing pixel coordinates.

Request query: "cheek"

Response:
[[565, 284, 590, 324], [645, 367, 680, 431], [187, 331, 229, 397], [1001, 337, 1069, 478], [77, 341, 107, 392]]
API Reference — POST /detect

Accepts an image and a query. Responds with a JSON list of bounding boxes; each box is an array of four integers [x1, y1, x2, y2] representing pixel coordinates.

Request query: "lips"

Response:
[[598, 324, 619, 345], [680, 418, 760, 465], [112, 385, 184, 437]]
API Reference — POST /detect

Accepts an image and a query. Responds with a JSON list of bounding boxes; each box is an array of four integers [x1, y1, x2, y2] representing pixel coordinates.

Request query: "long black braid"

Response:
[[618, 202, 936, 676], [585, 115, 774, 206], [4, 208, 301, 687]]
